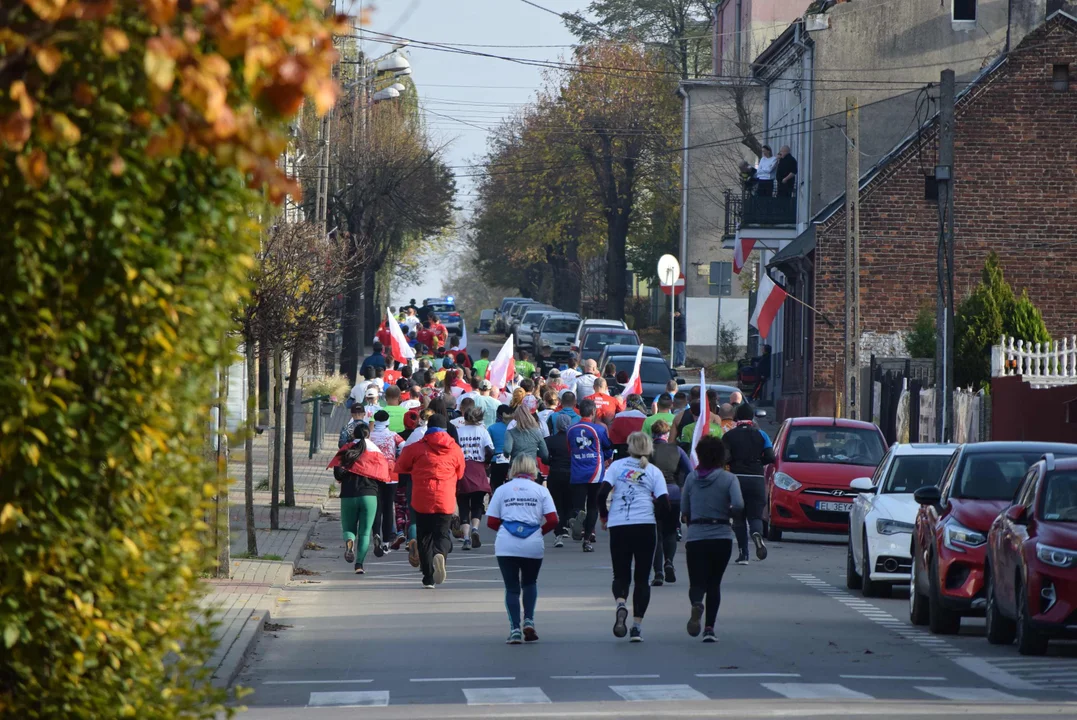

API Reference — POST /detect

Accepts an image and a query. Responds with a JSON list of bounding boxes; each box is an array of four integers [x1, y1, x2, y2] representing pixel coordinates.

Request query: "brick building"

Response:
[[770, 11, 1077, 419]]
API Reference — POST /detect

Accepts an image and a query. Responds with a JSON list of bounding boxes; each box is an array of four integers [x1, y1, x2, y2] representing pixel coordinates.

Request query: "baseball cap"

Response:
[[478, 379, 493, 390], [548, 369, 561, 378]]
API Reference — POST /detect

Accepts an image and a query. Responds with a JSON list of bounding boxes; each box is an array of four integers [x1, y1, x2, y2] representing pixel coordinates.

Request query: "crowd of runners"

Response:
[[329, 302, 775, 644]]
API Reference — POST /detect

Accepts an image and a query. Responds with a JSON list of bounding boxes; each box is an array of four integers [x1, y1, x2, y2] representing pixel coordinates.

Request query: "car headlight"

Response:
[[1036, 543, 1077, 569], [876, 518, 915, 535], [943, 521, 987, 552], [773, 471, 802, 492]]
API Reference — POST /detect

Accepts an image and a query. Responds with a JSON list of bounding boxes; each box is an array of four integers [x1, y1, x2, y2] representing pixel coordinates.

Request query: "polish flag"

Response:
[[486, 335, 515, 393], [749, 273, 788, 340], [689, 367, 709, 468], [386, 307, 416, 364], [619, 344, 644, 400], [733, 237, 756, 275]]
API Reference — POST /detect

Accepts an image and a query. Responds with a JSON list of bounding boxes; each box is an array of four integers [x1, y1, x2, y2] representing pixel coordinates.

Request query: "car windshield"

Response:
[[638, 360, 673, 384], [543, 318, 579, 333], [584, 332, 637, 350], [882, 454, 954, 493], [522, 311, 548, 323], [425, 303, 454, 314], [1040, 470, 1077, 521], [954, 452, 1045, 500], [782, 427, 886, 466]]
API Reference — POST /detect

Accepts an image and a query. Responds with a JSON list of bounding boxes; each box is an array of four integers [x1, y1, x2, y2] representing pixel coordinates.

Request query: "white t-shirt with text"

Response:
[[603, 457, 669, 527], [487, 477, 556, 559], [456, 423, 494, 462]]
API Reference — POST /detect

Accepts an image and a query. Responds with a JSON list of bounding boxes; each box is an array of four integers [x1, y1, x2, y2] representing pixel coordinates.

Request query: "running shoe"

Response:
[[422, 580, 435, 589], [506, 629, 523, 645], [381, 544, 391, 556], [735, 548, 750, 565], [432, 553, 447, 585], [451, 516, 464, 539], [344, 539, 355, 564], [588, 532, 597, 544], [407, 539, 420, 568], [664, 562, 676, 584], [651, 575, 664, 587], [462, 538, 472, 551], [390, 534, 407, 551], [687, 602, 704, 637], [582, 542, 594, 553], [553, 535, 564, 548], [570, 511, 585, 541], [752, 531, 768, 560], [629, 626, 643, 643], [613, 605, 629, 638], [522, 621, 539, 643], [354, 565, 365, 575], [372, 534, 384, 558], [470, 529, 482, 549], [702, 627, 717, 643]]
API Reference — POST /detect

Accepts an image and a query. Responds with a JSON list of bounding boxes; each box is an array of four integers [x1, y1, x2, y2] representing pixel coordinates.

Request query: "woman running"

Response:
[[681, 435, 743, 642], [598, 431, 670, 642], [504, 404, 550, 464], [456, 406, 494, 550], [486, 454, 558, 644], [327, 421, 391, 574]]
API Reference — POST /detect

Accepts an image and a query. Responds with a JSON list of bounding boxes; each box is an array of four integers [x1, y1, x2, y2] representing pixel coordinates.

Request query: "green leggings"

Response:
[[340, 496, 378, 566]]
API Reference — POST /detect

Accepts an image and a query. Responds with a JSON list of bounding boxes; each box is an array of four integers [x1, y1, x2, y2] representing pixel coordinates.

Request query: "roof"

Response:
[[890, 443, 957, 455], [767, 225, 815, 270], [960, 441, 1077, 454], [788, 416, 881, 430], [603, 345, 661, 358]]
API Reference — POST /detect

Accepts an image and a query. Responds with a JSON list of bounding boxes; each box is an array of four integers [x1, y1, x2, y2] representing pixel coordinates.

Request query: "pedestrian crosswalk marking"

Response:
[[307, 690, 389, 707], [610, 684, 709, 702], [763, 683, 873, 700], [463, 687, 552, 705], [916, 686, 1027, 702]]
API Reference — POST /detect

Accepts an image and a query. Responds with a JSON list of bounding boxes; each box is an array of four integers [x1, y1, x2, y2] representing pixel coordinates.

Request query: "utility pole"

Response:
[[844, 97, 860, 419], [935, 70, 956, 442]]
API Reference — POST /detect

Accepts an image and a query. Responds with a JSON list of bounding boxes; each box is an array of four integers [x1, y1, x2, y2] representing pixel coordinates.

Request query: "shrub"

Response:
[[302, 374, 352, 405], [905, 304, 937, 359], [717, 321, 741, 363]]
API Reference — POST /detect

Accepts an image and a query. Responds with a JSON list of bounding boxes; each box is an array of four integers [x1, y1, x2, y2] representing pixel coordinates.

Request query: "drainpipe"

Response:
[[678, 85, 691, 315]]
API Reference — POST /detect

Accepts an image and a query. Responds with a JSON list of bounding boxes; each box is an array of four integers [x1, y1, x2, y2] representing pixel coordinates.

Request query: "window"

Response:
[[781, 428, 886, 466], [1053, 64, 1070, 92], [709, 261, 732, 297], [882, 454, 955, 494], [953, 0, 976, 21]]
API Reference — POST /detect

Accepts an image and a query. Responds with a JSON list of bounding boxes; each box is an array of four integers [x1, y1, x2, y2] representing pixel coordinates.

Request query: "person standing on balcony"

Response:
[[755, 145, 777, 197], [776, 146, 798, 198], [738, 161, 757, 193]]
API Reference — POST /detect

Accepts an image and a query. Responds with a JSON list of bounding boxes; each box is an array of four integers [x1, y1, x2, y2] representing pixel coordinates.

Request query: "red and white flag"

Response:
[[486, 335, 515, 393], [749, 273, 788, 340], [619, 344, 644, 400], [451, 318, 468, 352], [386, 307, 416, 364], [689, 367, 709, 468], [733, 237, 756, 275]]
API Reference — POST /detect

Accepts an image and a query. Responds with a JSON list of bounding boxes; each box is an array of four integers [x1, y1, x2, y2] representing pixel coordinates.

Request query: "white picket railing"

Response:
[[991, 335, 1077, 386]]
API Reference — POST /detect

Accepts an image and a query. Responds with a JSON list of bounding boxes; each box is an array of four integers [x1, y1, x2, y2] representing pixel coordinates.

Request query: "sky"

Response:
[[354, 0, 583, 303]]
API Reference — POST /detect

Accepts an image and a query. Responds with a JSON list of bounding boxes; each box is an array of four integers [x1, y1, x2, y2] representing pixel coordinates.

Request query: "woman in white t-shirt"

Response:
[[597, 432, 670, 643], [456, 407, 494, 551], [486, 455, 558, 645]]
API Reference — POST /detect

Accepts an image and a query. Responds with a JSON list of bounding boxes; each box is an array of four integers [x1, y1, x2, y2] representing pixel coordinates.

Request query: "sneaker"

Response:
[[422, 580, 435, 589], [451, 516, 464, 539], [613, 605, 629, 638], [407, 539, 420, 568], [752, 531, 768, 560], [354, 565, 365, 575], [651, 575, 664, 587], [553, 535, 564, 548], [462, 538, 472, 551], [372, 534, 383, 557], [470, 529, 482, 549], [381, 544, 391, 556], [582, 542, 594, 553], [344, 539, 355, 564], [735, 549, 750, 565], [570, 511, 585, 541], [432, 553, 447, 585], [629, 626, 643, 643], [588, 532, 597, 544], [506, 629, 523, 645], [522, 621, 539, 643], [702, 627, 717, 643], [390, 534, 407, 551], [663, 563, 676, 584], [687, 602, 704, 637]]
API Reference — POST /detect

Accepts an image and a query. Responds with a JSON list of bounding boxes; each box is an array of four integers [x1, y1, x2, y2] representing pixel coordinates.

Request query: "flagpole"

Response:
[[763, 273, 836, 328]]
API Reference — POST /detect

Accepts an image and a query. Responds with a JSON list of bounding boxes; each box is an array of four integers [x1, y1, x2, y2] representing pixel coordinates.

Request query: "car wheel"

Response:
[[861, 532, 887, 598], [846, 540, 862, 590], [909, 544, 930, 626], [928, 557, 962, 635], [1015, 578, 1049, 656], [766, 521, 783, 542], [985, 566, 1016, 645]]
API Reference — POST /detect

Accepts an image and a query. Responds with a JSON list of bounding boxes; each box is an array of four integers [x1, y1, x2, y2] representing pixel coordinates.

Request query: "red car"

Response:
[[764, 418, 888, 540], [911, 441, 1077, 635], [985, 453, 1077, 654]]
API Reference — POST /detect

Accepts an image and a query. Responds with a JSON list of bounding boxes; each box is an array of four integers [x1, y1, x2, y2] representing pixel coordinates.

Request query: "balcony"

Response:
[[723, 188, 797, 238]]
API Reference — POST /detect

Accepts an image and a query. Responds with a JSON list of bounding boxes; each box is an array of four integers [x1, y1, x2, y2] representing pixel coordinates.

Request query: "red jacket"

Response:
[[609, 409, 647, 445], [395, 430, 465, 514]]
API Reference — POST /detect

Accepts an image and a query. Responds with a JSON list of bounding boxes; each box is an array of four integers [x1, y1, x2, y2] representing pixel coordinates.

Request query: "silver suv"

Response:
[[532, 312, 581, 361]]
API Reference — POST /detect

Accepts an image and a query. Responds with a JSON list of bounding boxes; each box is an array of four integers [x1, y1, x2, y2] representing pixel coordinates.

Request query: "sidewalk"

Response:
[[200, 430, 337, 688]]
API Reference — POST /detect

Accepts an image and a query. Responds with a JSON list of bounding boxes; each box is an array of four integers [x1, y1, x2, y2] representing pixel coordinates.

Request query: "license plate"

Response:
[[815, 501, 850, 512]]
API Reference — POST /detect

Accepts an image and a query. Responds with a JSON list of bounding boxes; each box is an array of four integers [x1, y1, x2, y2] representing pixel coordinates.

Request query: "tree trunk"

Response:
[[340, 278, 362, 384], [362, 265, 377, 354], [244, 334, 258, 556], [270, 344, 283, 529], [284, 346, 300, 506], [258, 338, 270, 425], [605, 209, 632, 320]]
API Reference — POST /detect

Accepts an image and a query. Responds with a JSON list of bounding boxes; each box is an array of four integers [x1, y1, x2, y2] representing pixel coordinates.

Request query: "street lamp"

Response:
[[372, 86, 400, 102]]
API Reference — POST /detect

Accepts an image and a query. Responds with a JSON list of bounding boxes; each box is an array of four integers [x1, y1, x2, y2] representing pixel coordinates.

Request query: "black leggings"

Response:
[[571, 483, 600, 536], [372, 482, 398, 540], [456, 491, 486, 526], [547, 473, 572, 533], [609, 524, 657, 619], [490, 463, 509, 492], [686, 538, 734, 628], [653, 501, 680, 573], [733, 475, 766, 551]]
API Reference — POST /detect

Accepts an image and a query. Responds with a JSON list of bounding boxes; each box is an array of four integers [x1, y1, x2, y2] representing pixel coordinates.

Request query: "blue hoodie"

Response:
[[567, 420, 613, 484]]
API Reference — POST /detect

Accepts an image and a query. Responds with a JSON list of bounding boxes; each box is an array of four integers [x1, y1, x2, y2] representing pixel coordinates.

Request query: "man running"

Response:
[[567, 399, 613, 552], [472, 348, 491, 381], [574, 359, 599, 401], [585, 377, 620, 427]]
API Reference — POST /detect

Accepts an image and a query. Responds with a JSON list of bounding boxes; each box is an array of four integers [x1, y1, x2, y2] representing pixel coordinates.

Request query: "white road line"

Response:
[[550, 674, 661, 680], [462, 687, 551, 705], [412, 676, 516, 683], [265, 679, 373, 685], [696, 673, 801, 678], [307, 691, 389, 707], [841, 675, 948, 681], [916, 686, 1028, 702], [763, 683, 873, 700], [952, 657, 1040, 691], [610, 684, 709, 702]]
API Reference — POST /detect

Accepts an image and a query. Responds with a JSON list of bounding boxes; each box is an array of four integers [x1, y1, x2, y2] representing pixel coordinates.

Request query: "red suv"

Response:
[[911, 441, 1077, 635], [764, 418, 888, 540], [985, 453, 1077, 654]]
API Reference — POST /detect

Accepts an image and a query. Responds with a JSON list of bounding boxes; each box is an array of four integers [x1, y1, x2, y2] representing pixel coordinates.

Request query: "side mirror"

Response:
[[850, 477, 874, 492], [1005, 505, 1028, 524], [755, 409, 768, 418], [914, 486, 942, 507]]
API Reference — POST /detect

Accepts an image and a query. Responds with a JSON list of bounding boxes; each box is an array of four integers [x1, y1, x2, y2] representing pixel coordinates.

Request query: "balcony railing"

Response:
[[723, 188, 797, 237]]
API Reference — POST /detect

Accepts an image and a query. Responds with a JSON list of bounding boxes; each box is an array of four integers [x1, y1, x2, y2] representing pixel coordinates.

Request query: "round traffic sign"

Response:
[[660, 272, 685, 296], [657, 254, 680, 287]]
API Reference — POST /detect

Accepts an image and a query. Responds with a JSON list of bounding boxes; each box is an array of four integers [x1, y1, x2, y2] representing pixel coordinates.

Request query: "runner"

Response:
[[546, 391, 580, 433], [472, 348, 491, 381], [649, 420, 692, 586], [339, 403, 364, 448], [382, 385, 407, 432], [567, 399, 612, 553], [574, 359, 599, 400], [544, 413, 575, 547], [585, 377, 619, 426], [641, 394, 675, 436], [722, 403, 775, 565], [486, 454, 558, 644], [369, 411, 404, 557], [504, 404, 549, 464], [456, 406, 494, 551], [515, 350, 536, 382], [681, 435, 743, 641], [609, 394, 648, 458], [328, 421, 391, 575], [597, 431, 670, 642], [472, 379, 500, 428], [652, 379, 679, 415], [561, 356, 580, 394], [488, 405, 513, 492]]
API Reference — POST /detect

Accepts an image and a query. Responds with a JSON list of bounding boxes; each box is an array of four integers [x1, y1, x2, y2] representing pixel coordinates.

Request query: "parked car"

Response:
[[419, 297, 463, 337], [477, 309, 495, 335], [764, 418, 888, 541], [596, 344, 663, 374], [496, 298, 531, 333], [985, 453, 1077, 654], [911, 441, 1077, 635], [847, 444, 957, 597], [577, 327, 640, 363], [515, 307, 559, 349], [507, 302, 551, 340], [573, 318, 628, 350], [597, 346, 680, 404], [532, 312, 581, 361], [676, 383, 745, 408]]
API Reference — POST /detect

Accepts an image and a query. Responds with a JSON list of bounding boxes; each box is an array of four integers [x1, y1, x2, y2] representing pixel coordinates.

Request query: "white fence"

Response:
[[992, 335, 1077, 387]]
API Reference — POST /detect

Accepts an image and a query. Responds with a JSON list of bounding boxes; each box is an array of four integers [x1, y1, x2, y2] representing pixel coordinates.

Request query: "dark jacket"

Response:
[[359, 351, 387, 374], [544, 431, 572, 479], [651, 438, 692, 502], [673, 314, 686, 342], [722, 423, 776, 476]]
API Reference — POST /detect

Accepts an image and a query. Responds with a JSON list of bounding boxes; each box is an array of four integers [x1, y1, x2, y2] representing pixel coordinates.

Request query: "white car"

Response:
[[847, 443, 957, 597]]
